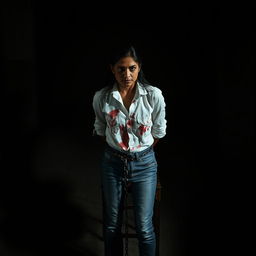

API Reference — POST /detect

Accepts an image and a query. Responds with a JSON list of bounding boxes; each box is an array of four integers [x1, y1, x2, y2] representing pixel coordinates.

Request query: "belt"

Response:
[[105, 144, 153, 161]]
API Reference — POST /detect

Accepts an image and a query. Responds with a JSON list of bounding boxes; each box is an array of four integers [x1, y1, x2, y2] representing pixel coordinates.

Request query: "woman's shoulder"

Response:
[[94, 86, 109, 96], [144, 84, 163, 96], [93, 86, 111, 100]]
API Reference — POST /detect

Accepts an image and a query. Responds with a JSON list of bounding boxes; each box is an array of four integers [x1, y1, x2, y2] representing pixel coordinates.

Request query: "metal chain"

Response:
[[123, 157, 129, 256]]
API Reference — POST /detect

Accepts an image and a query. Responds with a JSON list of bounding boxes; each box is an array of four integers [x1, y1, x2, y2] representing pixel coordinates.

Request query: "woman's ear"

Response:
[[110, 65, 114, 74]]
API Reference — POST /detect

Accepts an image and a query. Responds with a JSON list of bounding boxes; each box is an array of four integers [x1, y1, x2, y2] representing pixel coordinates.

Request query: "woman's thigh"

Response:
[[130, 152, 158, 231], [100, 150, 125, 226], [131, 174, 157, 231]]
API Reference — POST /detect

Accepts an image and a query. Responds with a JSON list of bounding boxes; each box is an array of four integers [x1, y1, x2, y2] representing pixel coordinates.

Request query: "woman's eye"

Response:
[[117, 67, 125, 72], [116, 66, 136, 73]]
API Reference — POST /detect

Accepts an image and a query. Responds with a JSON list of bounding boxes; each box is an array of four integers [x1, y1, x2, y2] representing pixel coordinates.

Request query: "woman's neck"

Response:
[[118, 82, 136, 96]]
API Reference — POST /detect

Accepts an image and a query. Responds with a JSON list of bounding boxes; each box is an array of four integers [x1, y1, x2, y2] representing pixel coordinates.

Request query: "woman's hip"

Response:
[[100, 145, 157, 182]]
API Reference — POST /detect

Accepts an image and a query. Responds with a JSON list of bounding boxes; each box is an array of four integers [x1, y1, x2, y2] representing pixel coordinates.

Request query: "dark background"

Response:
[[1, 4, 252, 256]]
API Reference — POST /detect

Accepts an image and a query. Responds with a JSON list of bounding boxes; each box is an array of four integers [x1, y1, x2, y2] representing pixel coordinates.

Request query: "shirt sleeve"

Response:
[[92, 90, 106, 136], [151, 88, 167, 139]]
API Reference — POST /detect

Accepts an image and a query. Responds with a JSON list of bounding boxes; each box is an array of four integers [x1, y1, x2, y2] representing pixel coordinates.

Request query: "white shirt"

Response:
[[92, 81, 167, 152]]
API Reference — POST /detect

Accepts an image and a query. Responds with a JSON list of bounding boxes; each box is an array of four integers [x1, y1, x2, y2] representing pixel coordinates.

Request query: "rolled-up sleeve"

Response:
[[92, 91, 106, 136], [151, 88, 167, 138]]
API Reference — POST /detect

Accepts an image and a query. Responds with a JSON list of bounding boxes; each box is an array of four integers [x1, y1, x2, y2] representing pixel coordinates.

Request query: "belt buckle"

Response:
[[121, 152, 134, 161], [128, 155, 135, 161]]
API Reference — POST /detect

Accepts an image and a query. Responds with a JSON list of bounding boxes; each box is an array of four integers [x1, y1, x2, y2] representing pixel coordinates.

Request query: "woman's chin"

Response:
[[120, 81, 134, 88]]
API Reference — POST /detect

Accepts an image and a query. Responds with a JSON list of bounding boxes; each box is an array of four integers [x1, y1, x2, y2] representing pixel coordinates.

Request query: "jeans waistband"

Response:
[[105, 144, 153, 161]]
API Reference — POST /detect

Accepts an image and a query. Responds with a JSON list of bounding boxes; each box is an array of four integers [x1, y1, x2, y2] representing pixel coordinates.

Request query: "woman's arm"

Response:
[[152, 137, 159, 147], [151, 88, 167, 140], [92, 91, 107, 137]]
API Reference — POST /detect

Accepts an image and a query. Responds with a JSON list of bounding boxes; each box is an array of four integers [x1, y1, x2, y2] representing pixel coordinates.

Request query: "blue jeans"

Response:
[[100, 144, 157, 256]]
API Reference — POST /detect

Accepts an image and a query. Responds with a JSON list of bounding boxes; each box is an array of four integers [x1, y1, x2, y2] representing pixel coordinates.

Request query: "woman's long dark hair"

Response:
[[104, 44, 150, 89]]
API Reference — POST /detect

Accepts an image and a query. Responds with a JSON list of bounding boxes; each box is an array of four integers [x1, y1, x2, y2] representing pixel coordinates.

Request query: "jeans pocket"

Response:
[[140, 152, 157, 167], [102, 150, 120, 166]]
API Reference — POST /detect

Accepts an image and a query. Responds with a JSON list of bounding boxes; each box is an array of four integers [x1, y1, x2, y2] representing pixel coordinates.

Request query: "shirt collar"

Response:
[[137, 81, 148, 96]]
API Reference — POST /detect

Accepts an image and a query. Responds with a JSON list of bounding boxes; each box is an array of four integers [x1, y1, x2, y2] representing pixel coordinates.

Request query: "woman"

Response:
[[92, 45, 167, 256]]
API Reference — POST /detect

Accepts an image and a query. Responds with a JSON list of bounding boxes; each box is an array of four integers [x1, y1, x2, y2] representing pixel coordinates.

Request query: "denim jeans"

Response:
[[100, 144, 158, 256]]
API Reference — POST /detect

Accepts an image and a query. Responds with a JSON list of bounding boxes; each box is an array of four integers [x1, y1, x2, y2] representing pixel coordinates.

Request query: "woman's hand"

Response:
[[152, 138, 159, 147]]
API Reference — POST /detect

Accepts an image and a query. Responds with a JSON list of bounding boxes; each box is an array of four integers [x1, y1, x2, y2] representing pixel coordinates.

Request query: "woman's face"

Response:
[[111, 57, 141, 90]]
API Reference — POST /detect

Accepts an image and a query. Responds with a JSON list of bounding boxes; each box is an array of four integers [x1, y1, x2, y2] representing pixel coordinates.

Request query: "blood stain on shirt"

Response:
[[119, 124, 129, 149], [109, 109, 119, 118], [127, 119, 133, 127], [119, 142, 128, 150], [108, 109, 119, 127], [130, 113, 135, 119], [139, 125, 148, 135]]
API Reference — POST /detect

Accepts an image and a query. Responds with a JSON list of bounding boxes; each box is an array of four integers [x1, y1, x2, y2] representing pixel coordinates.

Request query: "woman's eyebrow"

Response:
[[117, 65, 137, 68]]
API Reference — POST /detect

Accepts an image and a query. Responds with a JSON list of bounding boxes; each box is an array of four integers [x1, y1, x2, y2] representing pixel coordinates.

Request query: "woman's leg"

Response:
[[100, 151, 125, 256], [131, 155, 157, 256]]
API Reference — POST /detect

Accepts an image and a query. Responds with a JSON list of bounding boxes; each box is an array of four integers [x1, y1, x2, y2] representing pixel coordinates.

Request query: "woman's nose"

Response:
[[124, 69, 131, 78]]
